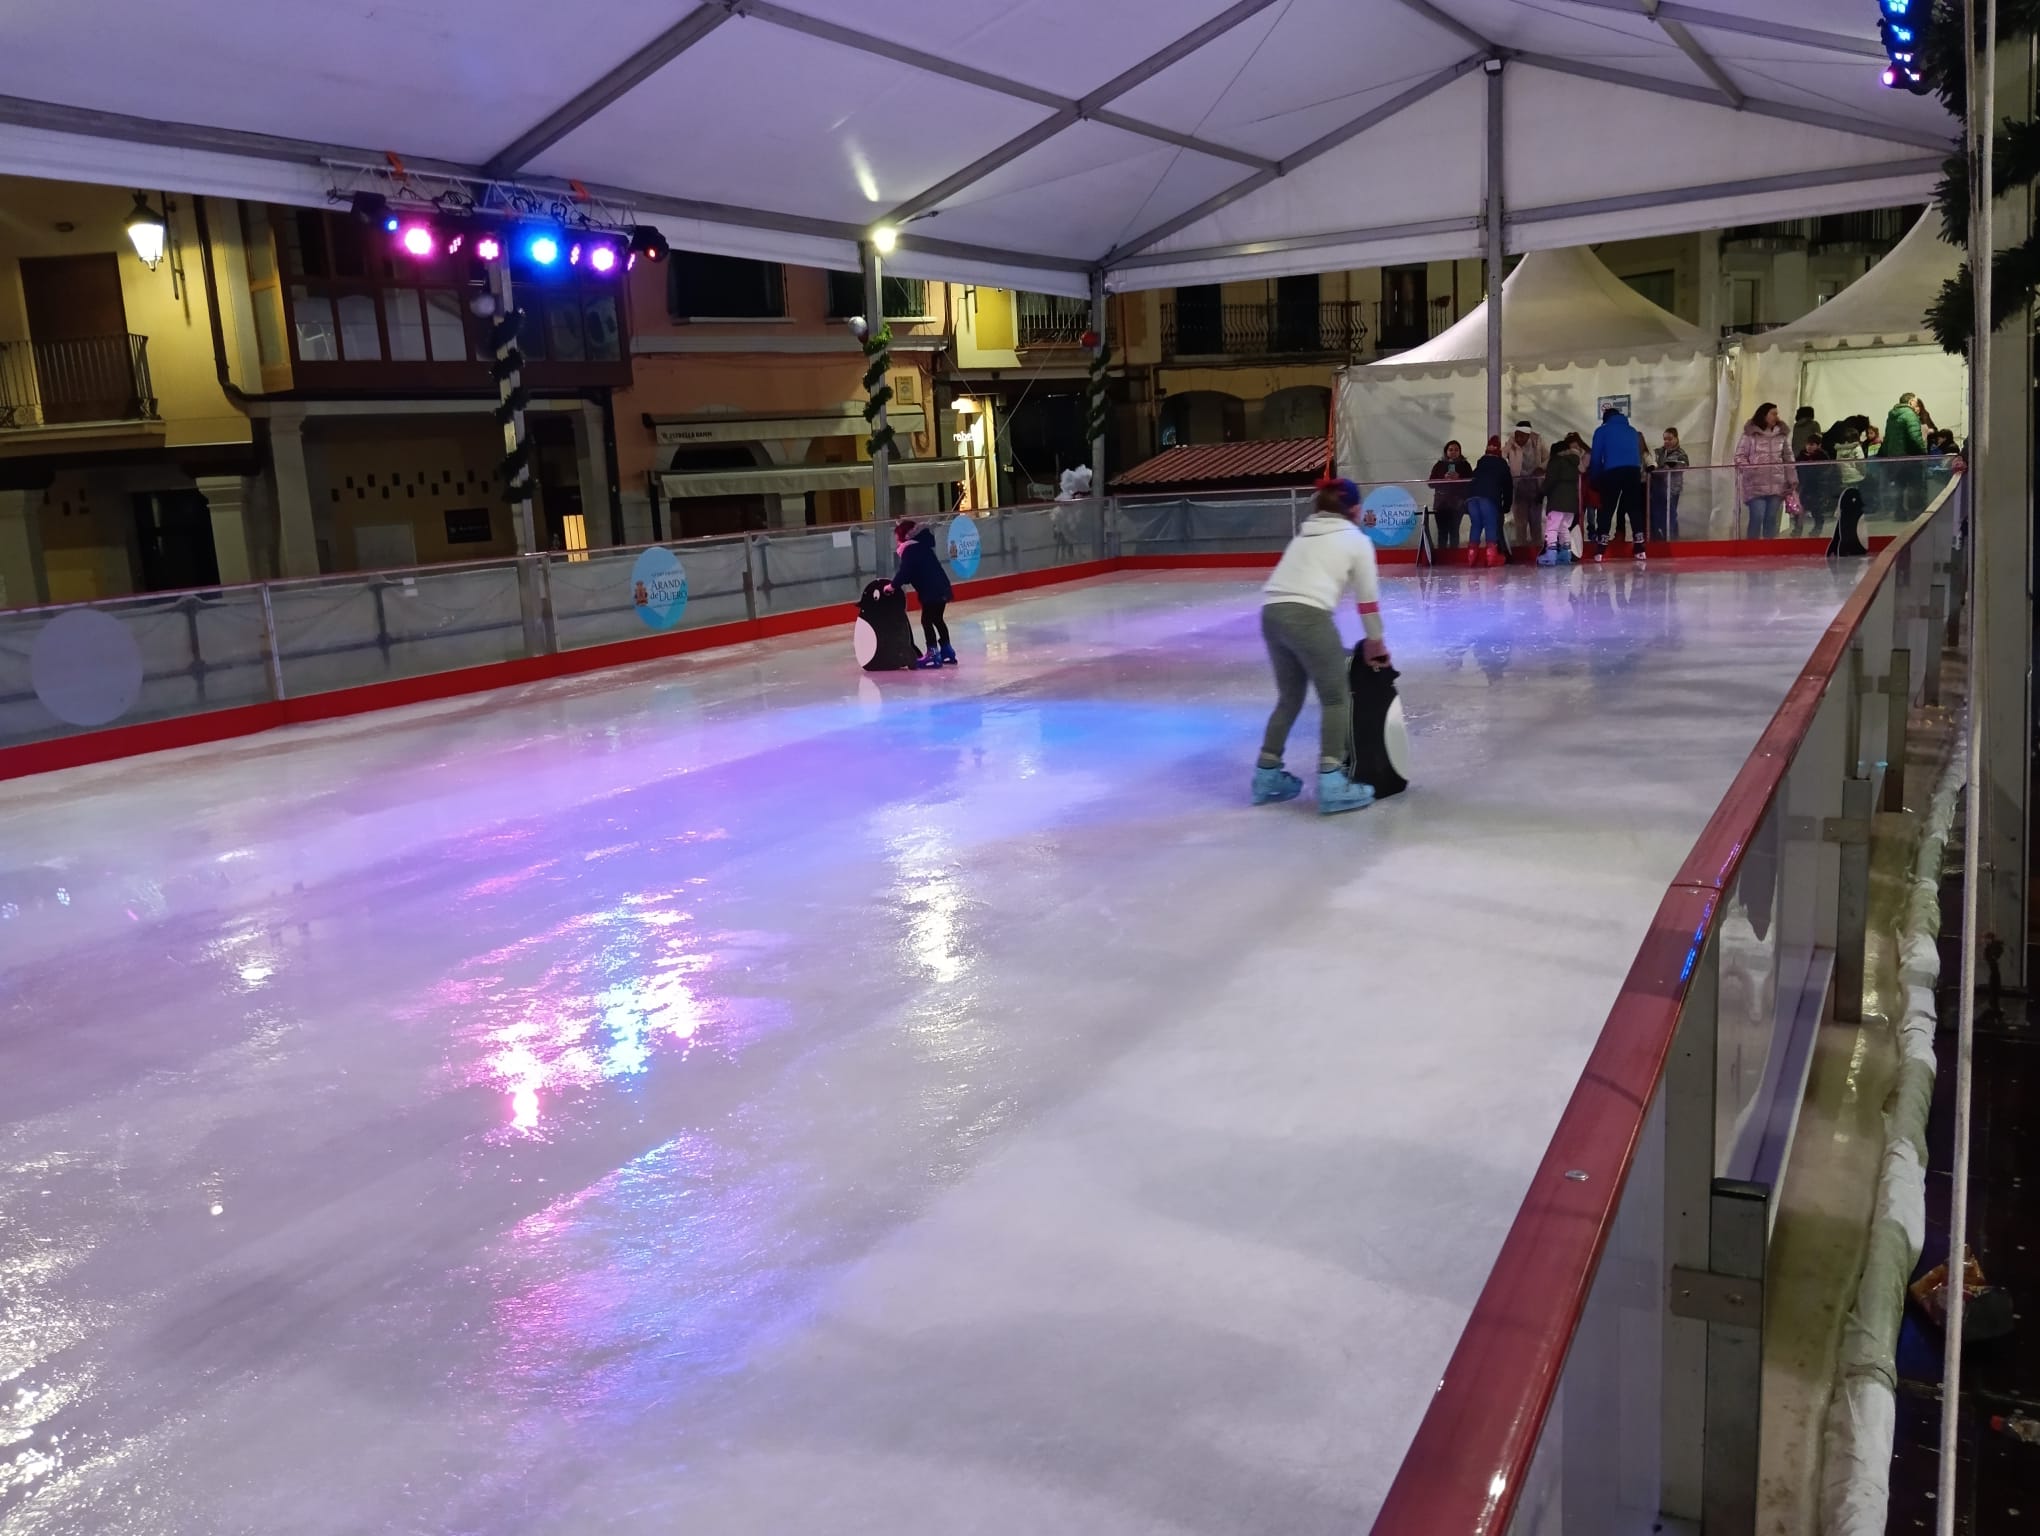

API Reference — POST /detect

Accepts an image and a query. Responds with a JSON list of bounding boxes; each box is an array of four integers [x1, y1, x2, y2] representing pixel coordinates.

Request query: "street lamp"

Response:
[[125, 192, 168, 270]]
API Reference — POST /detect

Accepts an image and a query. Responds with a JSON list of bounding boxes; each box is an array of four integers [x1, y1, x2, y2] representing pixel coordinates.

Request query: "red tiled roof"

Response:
[[1111, 437, 1327, 490]]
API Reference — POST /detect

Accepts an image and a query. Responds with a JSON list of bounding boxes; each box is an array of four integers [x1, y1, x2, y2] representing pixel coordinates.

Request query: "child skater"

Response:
[[1252, 477, 1392, 816], [893, 519, 956, 667]]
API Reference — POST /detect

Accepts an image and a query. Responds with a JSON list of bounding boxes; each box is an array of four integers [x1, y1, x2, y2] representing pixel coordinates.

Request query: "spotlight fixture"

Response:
[[587, 243, 619, 274], [397, 222, 437, 259], [473, 232, 503, 262], [627, 225, 669, 264], [568, 240, 583, 267], [526, 231, 562, 267], [124, 191, 169, 270], [1878, 0, 1929, 93], [348, 190, 390, 226], [871, 224, 899, 254]]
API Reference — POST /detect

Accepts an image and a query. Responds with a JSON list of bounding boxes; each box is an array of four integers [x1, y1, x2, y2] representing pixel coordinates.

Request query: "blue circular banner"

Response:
[[630, 546, 689, 630], [1358, 486, 1420, 549], [945, 515, 983, 580]]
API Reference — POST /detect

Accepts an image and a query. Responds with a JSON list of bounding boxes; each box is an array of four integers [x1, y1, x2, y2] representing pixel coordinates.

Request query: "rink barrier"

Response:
[[0, 483, 1917, 783], [1374, 475, 1963, 1534]]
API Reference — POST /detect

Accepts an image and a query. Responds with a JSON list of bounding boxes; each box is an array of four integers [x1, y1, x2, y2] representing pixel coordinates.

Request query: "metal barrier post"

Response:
[[1831, 774, 1875, 1023], [1926, 575, 1948, 705], [258, 583, 287, 701], [743, 534, 760, 622], [1660, 925, 1720, 1524], [539, 556, 558, 655], [1695, 1181, 1769, 1535], [516, 556, 553, 658], [1884, 646, 1912, 812]]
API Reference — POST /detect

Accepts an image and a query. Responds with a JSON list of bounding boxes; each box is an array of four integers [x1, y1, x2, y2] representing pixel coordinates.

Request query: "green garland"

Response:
[[1086, 339, 1110, 451], [860, 321, 897, 460], [1920, 0, 2040, 354]]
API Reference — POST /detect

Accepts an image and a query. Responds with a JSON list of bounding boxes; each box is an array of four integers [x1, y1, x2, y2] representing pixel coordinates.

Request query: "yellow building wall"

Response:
[[309, 418, 518, 569], [34, 473, 136, 603], [0, 175, 251, 450]]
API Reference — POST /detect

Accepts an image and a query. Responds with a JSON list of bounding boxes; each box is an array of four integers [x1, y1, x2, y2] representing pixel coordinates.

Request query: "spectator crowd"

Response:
[[1424, 393, 1958, 564]]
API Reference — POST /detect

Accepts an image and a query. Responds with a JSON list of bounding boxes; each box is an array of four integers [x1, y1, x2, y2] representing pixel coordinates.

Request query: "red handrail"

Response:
[[1374, 487, 1955, 1532]]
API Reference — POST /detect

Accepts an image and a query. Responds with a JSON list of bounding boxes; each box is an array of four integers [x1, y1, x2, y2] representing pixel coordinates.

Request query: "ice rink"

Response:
[[0, 563, 1861, 1535]]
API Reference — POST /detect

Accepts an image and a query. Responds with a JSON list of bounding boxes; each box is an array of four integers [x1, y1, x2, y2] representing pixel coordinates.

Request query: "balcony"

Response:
[[1016, 294, 1092, 348], [1723, 207, 1918, 253], [0, 334, 158, 430], [1160, 300, 1371, 362]]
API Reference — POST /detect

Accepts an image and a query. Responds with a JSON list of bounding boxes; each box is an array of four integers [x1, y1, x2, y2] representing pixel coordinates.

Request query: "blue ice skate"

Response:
[[939, 644, 958, 666], [1252, 765, 1304, 804], [1536, 544, 1562, 566], [1317, 768, 1375, 816]]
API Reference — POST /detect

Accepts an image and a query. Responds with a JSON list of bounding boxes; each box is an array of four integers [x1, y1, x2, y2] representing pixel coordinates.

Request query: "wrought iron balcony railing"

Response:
[[0, 333, 158, 430]]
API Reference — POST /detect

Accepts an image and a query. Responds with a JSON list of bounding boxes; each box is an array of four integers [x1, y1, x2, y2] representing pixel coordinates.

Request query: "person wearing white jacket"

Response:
[[1253, 477, 1392, 815]]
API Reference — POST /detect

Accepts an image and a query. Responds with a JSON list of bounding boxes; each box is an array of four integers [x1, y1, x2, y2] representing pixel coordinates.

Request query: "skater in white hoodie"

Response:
[[1252, 477, 1393, 815]]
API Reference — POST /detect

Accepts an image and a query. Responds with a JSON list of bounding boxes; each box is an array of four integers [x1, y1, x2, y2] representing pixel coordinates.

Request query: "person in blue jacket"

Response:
[[893, 519, 956, 667], [1585, 405, 1645, 562]]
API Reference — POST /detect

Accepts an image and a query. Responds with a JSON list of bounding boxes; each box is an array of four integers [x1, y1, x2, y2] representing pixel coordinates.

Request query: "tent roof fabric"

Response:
[[1751, 210, 1964, 349], [0, 2, 1955, 295], [1112, 437, 1325, 490], [1378, 246, 1701, 367]]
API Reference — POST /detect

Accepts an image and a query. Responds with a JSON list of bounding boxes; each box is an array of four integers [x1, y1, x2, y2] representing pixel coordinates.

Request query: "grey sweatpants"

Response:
[[1260, 601, 1350, 770]]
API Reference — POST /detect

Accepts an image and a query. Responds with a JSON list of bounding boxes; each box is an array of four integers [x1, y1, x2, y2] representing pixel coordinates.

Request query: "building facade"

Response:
[[617, 254, 959, 541], [0, 168, 1921, 608]]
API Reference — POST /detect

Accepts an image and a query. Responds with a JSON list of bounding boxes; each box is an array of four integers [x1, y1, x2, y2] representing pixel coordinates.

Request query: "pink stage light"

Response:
[[474, 234, 503, 262], [399, 223, 436, 258], [588, 244, 618, 274]]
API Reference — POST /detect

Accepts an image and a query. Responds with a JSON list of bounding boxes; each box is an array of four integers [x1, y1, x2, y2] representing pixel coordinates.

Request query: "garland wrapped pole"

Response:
[[858, 239, 893, 533], [1087, 271, 1109, 489], [487, 258, 546, 653], [488, 262, 536, 553]]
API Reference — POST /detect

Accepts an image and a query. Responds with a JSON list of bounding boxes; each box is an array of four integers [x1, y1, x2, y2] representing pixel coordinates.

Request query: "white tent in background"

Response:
[[1390, 247, 1702, 365], [1336, 247, 1715, 486], [1735, 212, 1968, 444]]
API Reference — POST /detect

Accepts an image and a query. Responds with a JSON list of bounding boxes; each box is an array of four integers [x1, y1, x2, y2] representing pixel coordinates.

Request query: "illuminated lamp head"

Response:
[[398, 223, 436, 258]]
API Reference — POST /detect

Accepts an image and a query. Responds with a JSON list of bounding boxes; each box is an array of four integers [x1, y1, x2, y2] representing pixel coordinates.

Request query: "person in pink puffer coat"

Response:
[[1734, 402, 1797, 540]]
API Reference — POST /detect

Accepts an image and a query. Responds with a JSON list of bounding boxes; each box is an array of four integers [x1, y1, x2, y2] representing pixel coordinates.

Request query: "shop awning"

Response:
[[660, 457, 966, 499], [1112, 437, 1325, 492]]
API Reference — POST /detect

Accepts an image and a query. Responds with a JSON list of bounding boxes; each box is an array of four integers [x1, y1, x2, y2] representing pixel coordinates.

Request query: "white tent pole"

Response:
[[1484, 60, 1505, 444], [862, 239, 892, 531]]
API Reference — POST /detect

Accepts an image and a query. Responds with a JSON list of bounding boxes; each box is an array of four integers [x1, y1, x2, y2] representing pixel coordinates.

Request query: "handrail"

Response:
[[1374, 479, 1960, 1533]]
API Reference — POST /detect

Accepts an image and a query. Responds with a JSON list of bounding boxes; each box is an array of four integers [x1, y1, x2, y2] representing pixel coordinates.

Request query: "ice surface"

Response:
[[0, 564, 1858, 1535]]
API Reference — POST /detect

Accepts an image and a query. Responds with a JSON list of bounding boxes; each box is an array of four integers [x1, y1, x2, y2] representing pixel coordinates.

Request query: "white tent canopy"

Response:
[[1339, 244, 1715, 484], [0, 1, 1956, 297], [1381, 246, 1701, 365], [1736, 210, 1968, 449]]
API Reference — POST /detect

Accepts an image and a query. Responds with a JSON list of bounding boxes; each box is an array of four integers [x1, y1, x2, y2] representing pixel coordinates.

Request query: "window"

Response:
[[669, 253, 786, 318], [290, 287, 338, 361], [1173, 284, 1222, 354], [422, 291, 471, 361], [1728, 276, 1762, 330], [1381, 265, 1429, 349], [385, 290, 429, 361], [336, 294, 382, 361], [827, 270, 928, 320], [1621, 269, 1676, 312]]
